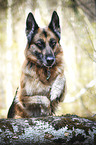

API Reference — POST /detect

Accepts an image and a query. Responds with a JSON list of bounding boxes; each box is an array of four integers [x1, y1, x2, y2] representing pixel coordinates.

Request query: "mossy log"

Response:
[[0, 115, 96, 145]]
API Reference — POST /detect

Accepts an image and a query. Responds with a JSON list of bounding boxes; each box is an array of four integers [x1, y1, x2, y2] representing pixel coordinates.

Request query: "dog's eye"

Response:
[[35, 39, 45, 49], [37, 42, 42, 47], [49, 39, 56, 48]]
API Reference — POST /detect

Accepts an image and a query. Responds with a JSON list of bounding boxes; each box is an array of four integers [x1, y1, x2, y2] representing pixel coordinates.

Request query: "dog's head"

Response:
[[25, 11, 62, 68]]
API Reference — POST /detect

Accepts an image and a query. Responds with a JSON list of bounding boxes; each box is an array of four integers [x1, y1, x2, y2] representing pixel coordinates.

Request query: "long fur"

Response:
[[7, 11, 66, 118]]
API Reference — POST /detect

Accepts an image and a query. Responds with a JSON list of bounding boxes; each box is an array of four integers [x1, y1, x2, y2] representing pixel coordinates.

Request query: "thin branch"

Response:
[[75, 0, 96, 20], [84, 47, 96, 63], [64, 79, 96, 103]]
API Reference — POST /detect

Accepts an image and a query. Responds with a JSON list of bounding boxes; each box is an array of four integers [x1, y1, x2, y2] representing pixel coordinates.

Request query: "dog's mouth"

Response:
[[35, 52, 55, 80], [42, 55, 55, 80], [42, 55, 55, 68]]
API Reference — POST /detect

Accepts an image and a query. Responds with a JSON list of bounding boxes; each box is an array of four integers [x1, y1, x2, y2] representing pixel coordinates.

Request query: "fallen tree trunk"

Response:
[[0, 115, 96, 145]]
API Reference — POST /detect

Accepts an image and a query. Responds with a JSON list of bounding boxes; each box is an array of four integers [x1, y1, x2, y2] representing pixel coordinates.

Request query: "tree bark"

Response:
[[0, 115, 96, 145]]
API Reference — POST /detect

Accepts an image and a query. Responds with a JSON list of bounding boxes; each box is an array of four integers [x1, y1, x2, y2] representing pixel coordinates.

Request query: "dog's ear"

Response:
[[26, 12, 39, 44], [48, 11, 61, 40]]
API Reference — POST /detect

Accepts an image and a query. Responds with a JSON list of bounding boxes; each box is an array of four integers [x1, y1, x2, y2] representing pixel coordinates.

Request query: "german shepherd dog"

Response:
[[7, 11, 66, 118]]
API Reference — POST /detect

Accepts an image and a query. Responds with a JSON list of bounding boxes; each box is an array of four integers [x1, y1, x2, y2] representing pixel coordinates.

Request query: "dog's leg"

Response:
[[50, 74, 66, 112], [8, 97, 30, 118], [19, 95, 51, 117]]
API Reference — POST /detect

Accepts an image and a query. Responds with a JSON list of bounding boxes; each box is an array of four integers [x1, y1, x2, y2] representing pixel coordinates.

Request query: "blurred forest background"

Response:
[[0, 0, 96, 118]]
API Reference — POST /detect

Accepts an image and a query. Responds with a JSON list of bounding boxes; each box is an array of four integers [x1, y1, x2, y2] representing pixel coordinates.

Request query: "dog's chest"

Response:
[[25, 75, 51, 97]]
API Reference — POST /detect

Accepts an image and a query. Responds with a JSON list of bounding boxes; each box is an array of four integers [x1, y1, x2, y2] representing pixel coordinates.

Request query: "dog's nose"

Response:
[[46, 55, 55, 66]]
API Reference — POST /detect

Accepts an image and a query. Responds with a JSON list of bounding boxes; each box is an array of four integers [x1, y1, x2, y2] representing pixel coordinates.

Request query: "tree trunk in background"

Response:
[[6, 0, 13, 115], [7, 0, 12, 47], [75, 0, 96, 78], [0, 115, 96, 145], [0, 0, 8, 117]]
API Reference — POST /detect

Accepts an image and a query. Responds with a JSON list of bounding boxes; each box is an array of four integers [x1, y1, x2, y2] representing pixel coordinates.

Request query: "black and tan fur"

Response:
[[7, 11, 66, 118]]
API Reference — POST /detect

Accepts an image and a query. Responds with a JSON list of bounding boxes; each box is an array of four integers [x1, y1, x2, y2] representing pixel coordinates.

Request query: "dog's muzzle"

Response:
[[46, 55, 55, 67], [43, 54, 55, 68]]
